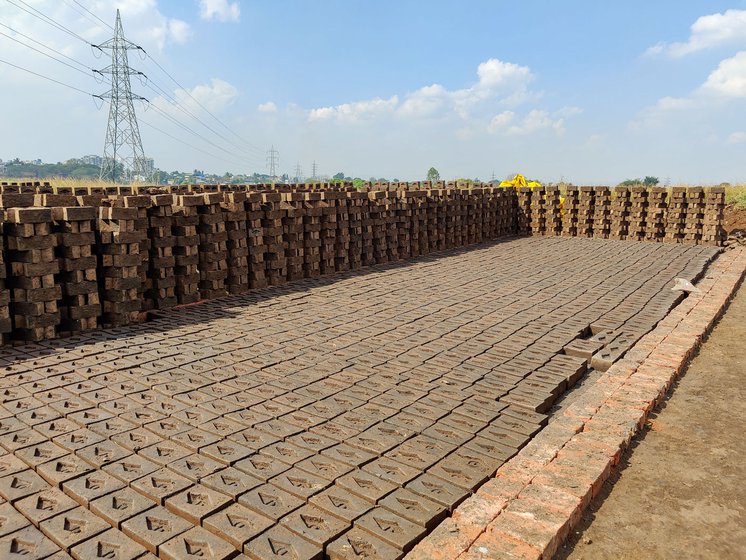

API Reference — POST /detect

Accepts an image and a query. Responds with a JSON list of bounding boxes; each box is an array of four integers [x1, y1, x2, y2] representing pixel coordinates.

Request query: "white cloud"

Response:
[[307, 58, 540, 125], [258, 101, 277, 113], [646, 9, 746, 57], [487, 111, 515, 133], [308, 96, 399, 123], [199, 0, 241, 23], [506, 109, 566, 136], [701, 51, 746, 97], [726, 131, 746, 144], [153, 78, 239, 117], [167, 19, 192, 44]]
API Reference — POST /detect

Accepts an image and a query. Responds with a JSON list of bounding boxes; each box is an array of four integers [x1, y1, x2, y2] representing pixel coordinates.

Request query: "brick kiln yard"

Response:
[[0, 235, 723, 560]]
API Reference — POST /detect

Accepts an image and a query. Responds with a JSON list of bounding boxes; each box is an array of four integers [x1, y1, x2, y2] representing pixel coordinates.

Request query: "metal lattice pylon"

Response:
[[96, 9, 148, 182]]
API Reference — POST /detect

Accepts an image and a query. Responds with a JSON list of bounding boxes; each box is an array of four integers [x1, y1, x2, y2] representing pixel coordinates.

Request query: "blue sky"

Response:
[[1, 0, 745, 184]]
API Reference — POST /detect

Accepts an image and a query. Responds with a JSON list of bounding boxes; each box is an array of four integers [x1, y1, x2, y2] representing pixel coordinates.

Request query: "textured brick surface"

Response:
[[0, 237, 725, 558]]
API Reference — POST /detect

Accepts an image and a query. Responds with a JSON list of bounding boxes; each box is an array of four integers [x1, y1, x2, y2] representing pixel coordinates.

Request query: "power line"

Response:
[[0, 28, 96, 79], [65, 0, 113, 31], [0, 56, 97, 97], [0, 21, 93, 73], [6, 0, 93, 46]]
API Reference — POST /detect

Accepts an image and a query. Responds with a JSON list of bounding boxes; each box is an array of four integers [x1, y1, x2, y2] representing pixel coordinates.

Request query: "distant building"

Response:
[[81, 154, 103, 166]]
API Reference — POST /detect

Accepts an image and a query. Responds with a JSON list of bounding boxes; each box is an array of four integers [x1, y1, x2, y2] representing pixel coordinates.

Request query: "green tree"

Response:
[[427, 167, 440, 182], [643, 176, 659, 187], [333, 172, 345, 180]]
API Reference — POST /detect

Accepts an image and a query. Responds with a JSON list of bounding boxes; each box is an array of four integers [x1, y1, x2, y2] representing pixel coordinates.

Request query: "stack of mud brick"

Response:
[[415, 187, 430, 255], [172, 194, 202, 303], [282, 192, 305, 281], [664, 187, 687, 243], [645, 187, 667, 242], [261, 191, 287, 284], [0, 212, 10, 343], [117, 195, 152, 310], [516, 187, 532, 235], [428, 188, 446, 251], [562, 186, 580, 237], [367, 191, 388, 264], [198, 193, 229, 299], [319, 191, 337, 274], [385, 191, 400, 260], [146, 195, 177, 308], [302, 192, 323, 276], [545, 186, 563, 236], [501, 187, 517, 236], [53, 206, 99, 335], [591, 187, 612, 239], [396, 189, 413, 259], [97, 206, 144, 326], [347, 191, 365, 269], [529, 186, 547, 235], [459, 188, 471, 244], [471, 187, 483, 244], [684, 187, 705, 244], [628, 187, 649, 241], [245, 192, 267, 289], [577, 186, 596, 237], [334, 191, 351, 271], [5, 207, 60, 341], [221, 192, 251, 294], [702, 187, 726, 246], [609, 186, 632, 240]]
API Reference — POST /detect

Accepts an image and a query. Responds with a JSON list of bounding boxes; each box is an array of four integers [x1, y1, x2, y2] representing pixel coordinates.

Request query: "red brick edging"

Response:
[[406, 247, 746, 560]]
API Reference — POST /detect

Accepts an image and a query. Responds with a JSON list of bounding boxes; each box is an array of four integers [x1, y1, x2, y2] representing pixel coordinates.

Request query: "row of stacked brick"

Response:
[[559, 186, 726, 245]]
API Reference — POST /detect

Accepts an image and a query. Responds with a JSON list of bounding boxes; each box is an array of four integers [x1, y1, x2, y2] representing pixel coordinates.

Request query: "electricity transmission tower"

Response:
[[96, 9, 148, 182], [266, 145, 279, 178], [312, 160, 318, 179], [294, 162, 303, 183]]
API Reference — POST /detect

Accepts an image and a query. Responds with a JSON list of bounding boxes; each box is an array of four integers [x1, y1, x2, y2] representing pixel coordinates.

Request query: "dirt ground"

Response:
[[555, 279, 746, 560], [724, 205, 746, 234]]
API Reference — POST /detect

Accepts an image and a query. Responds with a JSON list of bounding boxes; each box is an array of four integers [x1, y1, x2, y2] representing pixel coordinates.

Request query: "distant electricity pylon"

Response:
[[311, 160, 318, 179], [266, 145, 279, 178], [294, 161, 303, 183], [96, 9, 148, 182]]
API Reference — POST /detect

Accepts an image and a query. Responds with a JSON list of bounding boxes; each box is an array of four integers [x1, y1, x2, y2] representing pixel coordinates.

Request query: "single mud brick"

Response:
[[320, 443, 376, 468], [61, 470, 126, 506], [138, 440, 193, 466], [234, 454, 290, 483], [379, 488, 447, 530], [280, 503, 350, 547], [295, 455, 354, 482], [563, 338, 605, 359], [477, 424, 531, 451], [0, 501, 31, 537], [90, 487, 156, 529], [121, 506, 192, 555], [326, 527, 404, 560], [0, 469, 50, 502], [226, 428, 279, 451], [269, 467, 330, 501], [426, 456, 490, 491], [14, 488, 78, 528], [238, 484, 304, 522], [53, 428, 104, 453], [0, 454, 28, 477], [261, 441, 316, 466], [160, 526, 236, 560], [168, 453, 224, 483], [201, 467, 262, 500], [171, 428, 221, 451], [404, 473, 468, 511], [489, 415, 542, 438], [70, 527, 147, 560], [463, 436, 517, 462], [500, 405, 549, 427], [36, 456, 93, 488], [103, 455, 160, 485], [200, 440, 254, 465], [0, 428, 47, 452], [14, 441, 69, 468], [361, 458, 420, 487], [130, 467, 193, 505], [164, 483, 231, 525], [308, 486, 372, 524], [335, 471, 397, 505], [243, 525, 322, 560], [203, 503, 273, 549], [0, 524, 61, 559], [39, 506, 110, 551], [285, 432, 337, 454], [421, 422, 473, 446], [76, 440, 132, 469], [354, 507, 425, 552]]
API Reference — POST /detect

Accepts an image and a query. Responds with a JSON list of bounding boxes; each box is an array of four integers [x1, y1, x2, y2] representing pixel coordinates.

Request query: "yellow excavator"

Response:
[[499, 173, 542, 188]]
